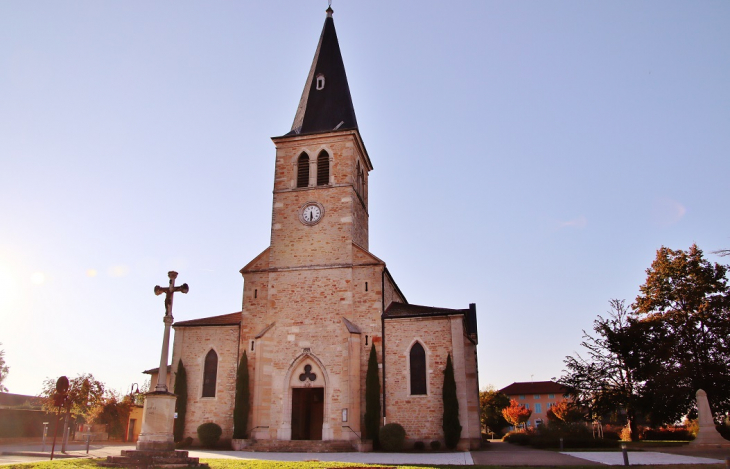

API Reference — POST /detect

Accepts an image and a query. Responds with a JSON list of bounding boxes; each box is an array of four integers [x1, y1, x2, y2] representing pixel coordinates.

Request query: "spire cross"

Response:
[[152, 271, 189, 392]]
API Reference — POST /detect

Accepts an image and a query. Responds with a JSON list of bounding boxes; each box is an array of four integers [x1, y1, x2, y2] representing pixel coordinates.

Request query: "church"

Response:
[[169, 6, 481, 451]]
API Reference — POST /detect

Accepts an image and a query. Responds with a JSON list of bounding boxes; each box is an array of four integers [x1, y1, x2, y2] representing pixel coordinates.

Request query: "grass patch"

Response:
[[1, 460, 725, 469]]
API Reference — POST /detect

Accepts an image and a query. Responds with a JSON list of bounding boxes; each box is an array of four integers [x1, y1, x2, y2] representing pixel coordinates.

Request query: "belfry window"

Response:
[[409, 342, 427, 395], [316, 74, 325, 90], [297, 153, 310, 188], [202, 349, 218, 397], [317, 151, 330, 186]]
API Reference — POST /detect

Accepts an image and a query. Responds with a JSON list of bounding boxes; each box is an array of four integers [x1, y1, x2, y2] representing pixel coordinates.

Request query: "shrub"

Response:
[[413, 440, 425, 451], [379, 423, 406, 452], [175, 436, 193, 449], [503, 431, 531, 445], [197, 422, 222, 448], [642, 427, 694, 441], [430, 440, 441, 450]]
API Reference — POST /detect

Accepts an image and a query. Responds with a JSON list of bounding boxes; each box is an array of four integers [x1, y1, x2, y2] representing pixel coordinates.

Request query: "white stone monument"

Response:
[[689, 389, 729, 447]]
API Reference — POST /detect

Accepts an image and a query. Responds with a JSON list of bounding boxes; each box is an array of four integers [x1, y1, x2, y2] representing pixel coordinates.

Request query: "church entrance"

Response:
[[290, 387, 324, 440]]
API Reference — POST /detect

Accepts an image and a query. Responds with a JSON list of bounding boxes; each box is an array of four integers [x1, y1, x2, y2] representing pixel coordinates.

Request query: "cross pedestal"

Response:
[[136, 392, 177, 450]]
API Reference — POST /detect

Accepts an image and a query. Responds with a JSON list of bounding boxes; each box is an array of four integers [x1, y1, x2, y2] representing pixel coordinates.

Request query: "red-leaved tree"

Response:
[[501, 399, 532, 430]]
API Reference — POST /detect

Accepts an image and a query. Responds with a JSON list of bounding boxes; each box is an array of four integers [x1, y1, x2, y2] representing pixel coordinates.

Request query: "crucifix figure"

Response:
[[153, 271, 189, 392]]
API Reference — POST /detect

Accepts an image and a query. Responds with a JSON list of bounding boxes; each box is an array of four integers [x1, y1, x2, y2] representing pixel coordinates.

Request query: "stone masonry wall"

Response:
[[383, 316, 454, 444], [171, 325, 239, 443]]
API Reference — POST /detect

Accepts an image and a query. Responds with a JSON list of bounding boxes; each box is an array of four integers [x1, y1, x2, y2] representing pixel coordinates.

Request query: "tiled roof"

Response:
[[499, 381, 568, 396], [173, 312, 242, 328], [0, 392, 42, 407], [384, 302, 478, 339], [142, 365, 172, 375], [385, 302, 469, 318]]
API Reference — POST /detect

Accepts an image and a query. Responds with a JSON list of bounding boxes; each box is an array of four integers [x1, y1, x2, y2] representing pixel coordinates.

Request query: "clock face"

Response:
[[299, 202, 324, 225]]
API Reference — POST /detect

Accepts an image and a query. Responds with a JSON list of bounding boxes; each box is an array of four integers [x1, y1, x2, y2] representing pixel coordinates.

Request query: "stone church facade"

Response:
[[169, 7, 481, 451]]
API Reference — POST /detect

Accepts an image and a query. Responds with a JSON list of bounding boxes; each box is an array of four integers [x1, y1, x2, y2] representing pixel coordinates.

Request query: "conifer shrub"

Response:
[[173, 360, 187, 443], [442, 353, 462, 449], [413, 440, 425, 451], [197, 422, 222, 448], [379, 423, 406, 452], [233, 351, 250, 439], [364, 345, 381, 448], [430, 440, 441, 450]]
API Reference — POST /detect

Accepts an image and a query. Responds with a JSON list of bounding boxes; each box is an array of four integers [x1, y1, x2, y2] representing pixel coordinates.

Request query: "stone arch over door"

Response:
[[278, 352, 332, 441]]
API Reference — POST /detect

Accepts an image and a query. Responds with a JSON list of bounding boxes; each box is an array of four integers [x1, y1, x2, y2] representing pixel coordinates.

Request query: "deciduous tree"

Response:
[[0, 344, 8, 393], [40, 374, 105, 419], [559, 299, 644, 440], [87, 391, 132, 439], [633, 244, 730, 424], [479, 387, 510, 434], [502, 399, 531, 430]]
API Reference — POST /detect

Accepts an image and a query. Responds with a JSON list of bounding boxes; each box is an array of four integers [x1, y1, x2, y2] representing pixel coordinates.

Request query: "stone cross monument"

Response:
[[136, 271, 189, 451]]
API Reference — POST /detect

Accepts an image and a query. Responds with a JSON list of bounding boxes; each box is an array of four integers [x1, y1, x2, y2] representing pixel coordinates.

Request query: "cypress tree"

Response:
[[442, 353, 462, 449], [233, 350, 250, 439], [364, 344, 381, 448], [173, 360, 187, 443]]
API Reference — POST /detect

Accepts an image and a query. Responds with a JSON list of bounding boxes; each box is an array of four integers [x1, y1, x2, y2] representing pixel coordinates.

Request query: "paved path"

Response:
[[2, 440, 729, 467], [189, 449, 473, 465], [472, 441, 601, 466], [563, 451, 725, 466]]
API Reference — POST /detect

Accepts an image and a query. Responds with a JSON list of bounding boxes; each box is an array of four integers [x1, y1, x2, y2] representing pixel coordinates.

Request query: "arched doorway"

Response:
[[291, 387, 324, 440], [285, 358, 327, 441]]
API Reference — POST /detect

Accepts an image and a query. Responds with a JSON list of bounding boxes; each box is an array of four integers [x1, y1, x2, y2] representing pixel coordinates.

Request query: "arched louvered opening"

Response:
[[355, 161, 362, 197], [202, 349, 218, 397], [297, 153, 310, 188], [317, 151, 330, 186], [409, 342, 427, 395]]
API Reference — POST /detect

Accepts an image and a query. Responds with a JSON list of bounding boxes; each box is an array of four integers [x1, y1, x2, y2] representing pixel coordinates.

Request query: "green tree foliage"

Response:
[[173, 360, 187, 442], [0, 344, 8, 393], [364, 344, 380, 447], [479, 387, 510, 434], [633, 244, 730, 424], [40, 374, 105, 421], [559, 299, 643, 440], [442, 353, 462, 449], [233, 351, 250, 439], [501, 399, 531, 430], [87, 391, 132, 439]]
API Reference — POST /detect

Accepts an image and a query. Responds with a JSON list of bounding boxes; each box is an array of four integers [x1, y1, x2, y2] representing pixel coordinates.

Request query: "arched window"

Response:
[[297, 153, 310, 188], [409, 342, 427, 395], [202, 349, 218, 397], [317, 151, 330, 186]]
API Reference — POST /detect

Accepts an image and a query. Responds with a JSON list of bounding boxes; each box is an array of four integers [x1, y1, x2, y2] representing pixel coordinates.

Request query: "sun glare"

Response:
[[30, 271, 46, 285], [86, 268, 98, 277]]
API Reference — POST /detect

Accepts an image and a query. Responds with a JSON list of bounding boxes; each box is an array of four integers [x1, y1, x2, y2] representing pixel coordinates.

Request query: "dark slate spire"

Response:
[[288, 6, 358, 136]]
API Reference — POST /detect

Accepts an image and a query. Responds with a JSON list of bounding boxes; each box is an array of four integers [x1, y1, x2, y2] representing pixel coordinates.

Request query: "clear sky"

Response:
[[1, 1, 729, 397]]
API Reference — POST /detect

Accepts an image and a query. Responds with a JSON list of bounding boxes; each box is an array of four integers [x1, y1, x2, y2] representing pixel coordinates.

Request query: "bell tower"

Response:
[[268, 6, 374, 270]]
